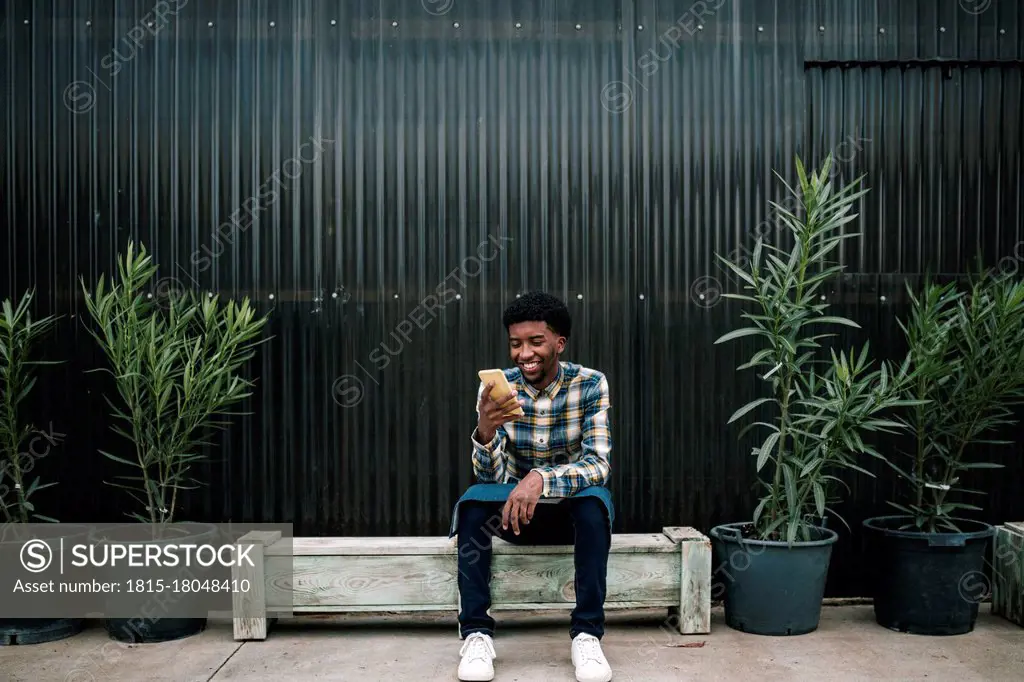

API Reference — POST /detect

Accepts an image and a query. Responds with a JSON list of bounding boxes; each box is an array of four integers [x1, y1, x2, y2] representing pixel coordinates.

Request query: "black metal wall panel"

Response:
[[1, 0, 1022, 597]]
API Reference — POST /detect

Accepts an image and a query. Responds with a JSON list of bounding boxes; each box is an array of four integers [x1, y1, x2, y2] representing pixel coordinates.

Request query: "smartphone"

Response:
[[477, 369, 525, 417]]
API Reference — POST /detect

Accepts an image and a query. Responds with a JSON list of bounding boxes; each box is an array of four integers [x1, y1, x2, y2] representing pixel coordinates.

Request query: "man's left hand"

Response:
[[502, 471, 544, 535]]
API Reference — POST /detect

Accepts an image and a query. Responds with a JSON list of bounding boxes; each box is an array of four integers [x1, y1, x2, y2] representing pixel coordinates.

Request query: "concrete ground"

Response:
[[2, 605, 1022, 681]]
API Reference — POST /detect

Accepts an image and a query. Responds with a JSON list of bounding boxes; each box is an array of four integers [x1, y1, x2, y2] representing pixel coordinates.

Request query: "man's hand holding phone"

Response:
[[474, 381, 524, 444]]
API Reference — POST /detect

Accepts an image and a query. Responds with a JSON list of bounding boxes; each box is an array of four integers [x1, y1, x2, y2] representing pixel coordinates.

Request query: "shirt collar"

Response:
[[521, 361, 565, 400]]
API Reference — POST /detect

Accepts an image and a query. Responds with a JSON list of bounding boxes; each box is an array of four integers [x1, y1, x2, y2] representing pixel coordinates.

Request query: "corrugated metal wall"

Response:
[[2, 0, 1022, 597]]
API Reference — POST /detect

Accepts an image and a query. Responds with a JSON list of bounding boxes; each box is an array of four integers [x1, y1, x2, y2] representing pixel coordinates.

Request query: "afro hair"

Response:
[[502, 291, 572, 338]]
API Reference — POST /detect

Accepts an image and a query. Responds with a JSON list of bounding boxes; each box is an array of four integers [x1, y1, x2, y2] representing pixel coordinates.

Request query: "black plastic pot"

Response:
[[0, 618, 85, 646], [103, 616, 207, 643], [0, 524, 91, 645], [88, 522, 219, 643], [862, 515, 995, 635], [710, 521, 838, 636]]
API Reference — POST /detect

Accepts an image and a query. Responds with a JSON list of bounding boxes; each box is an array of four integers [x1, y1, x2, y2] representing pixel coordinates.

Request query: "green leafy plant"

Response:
[[81, 241, 271, 524], [886, 268, 1024, 532], [715, 155, 921, 543], [0, 289, 61, 523]]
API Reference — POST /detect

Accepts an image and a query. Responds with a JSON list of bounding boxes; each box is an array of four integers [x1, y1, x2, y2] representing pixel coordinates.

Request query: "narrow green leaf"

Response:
[[715, 328, 768, 344], [728, 398, 775, 424], [813, 483, 826, 517], [803, 316, 862, 329], [756, 432, 780, 471]]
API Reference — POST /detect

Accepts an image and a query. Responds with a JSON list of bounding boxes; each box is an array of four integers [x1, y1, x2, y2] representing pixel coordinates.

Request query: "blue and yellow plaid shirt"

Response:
[[471, 361, 612, 498]]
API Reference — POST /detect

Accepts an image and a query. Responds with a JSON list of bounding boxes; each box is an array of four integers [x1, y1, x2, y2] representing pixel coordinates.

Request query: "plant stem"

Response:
[[769, 370, 792, 530], [768, 225, 812, 535], [932, 411, 981, 530], [913, 373, 927, 511], [13, 474, 28, 523], [1, 323, 28, 523]]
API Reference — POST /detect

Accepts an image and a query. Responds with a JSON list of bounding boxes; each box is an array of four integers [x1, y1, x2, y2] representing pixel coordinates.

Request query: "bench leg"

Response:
[[233, 530, 280, 641], [663, 527, 712, 634]]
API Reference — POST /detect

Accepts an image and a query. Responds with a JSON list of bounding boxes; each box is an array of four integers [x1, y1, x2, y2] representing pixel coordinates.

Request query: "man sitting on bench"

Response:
[[452, 291, 614, 682]]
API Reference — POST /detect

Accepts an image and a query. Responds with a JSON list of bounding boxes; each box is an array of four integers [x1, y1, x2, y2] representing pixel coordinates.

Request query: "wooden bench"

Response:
[[992, 521, 1023, 627], [231, 526, 712, 640]]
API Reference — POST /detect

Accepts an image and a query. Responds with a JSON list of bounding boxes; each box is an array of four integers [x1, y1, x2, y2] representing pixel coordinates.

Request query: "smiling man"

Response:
[[449, 291, 614, 682]]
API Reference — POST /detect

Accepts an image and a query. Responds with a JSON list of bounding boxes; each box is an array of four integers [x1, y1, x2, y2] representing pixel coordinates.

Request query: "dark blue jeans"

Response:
[[457, 496, 610, 640]]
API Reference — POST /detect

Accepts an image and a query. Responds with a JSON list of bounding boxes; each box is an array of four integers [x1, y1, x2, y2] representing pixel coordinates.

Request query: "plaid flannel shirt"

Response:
[[471, 361, 612, 497]]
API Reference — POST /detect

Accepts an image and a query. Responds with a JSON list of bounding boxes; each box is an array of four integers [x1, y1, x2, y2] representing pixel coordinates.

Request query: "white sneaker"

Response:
[[571, 633, 612, 682], [458, 632, 496, 681]]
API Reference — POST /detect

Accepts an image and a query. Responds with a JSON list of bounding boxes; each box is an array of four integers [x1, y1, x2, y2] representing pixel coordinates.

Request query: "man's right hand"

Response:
[[475, 381, 524, 443]]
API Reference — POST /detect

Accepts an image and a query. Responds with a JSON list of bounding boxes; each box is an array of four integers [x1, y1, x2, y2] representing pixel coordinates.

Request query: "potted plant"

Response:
[[863, 267, 1024, 635], [0, 290, 88, 644], [80, 241, 270, 642], [710, 155, 919, 635]]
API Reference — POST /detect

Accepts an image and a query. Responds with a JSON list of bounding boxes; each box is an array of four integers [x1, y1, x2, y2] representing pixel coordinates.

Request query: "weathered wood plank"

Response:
[[266, 536, 454, 556], [490, 554, 679, 605], [265, 533, 676, 556], [263, 553, 679, 609], [265, 555, 455, 607], [492, 534, 677, 554], [662, 527, 707, 543], [678, 533, 712, 634], [991, 524, 1023, 627], [232, 530, 280, 641], [287, 600, 677, 613]]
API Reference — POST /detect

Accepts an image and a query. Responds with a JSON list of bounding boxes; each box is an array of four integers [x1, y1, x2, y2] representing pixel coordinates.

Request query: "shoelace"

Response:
[[574, 636, 604, 664], [460, 634, 495, 662]]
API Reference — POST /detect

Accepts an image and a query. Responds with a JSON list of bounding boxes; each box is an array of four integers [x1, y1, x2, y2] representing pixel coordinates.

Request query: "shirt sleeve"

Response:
[[471, 381, 508, 483], [531, 373, 612, 497]]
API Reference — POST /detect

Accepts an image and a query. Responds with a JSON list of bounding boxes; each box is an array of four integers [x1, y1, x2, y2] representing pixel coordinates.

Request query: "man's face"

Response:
[[508, 321, 565, 387]]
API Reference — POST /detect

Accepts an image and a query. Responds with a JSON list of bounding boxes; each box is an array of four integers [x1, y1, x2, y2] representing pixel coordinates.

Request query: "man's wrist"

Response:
[[473, 426, 496, 445], [526, 469, 547, 495]]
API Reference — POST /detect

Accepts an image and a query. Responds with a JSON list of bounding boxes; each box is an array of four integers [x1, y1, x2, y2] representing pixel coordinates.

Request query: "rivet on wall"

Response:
[[331, 19, 337, 26], [332, 292, 339, 299], [24, 19, 30, 25], [638, 25, 644, 31], [757, 26, 764, 32], [392, 21, 399, 28], [879, 27, 886, 34], [393, 293, 399, 299], [455, 294, 462, 301], [268, 293, 275, 300], [880, 295, 887, 302], [269, 21, 276, 27], [820, 295, 826, 301], [577, 294, 583, 300], [515, 22, 522, 29], [818, 25, 825, 32], [453, 22, 460, 29], [208, 292, 214, 298], [208, 21, 214, 27], [1000, 29, 1006, 35], [638, 294, 645, 300], [86, 20, 92, 26], [697, 24, 704, 31]]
